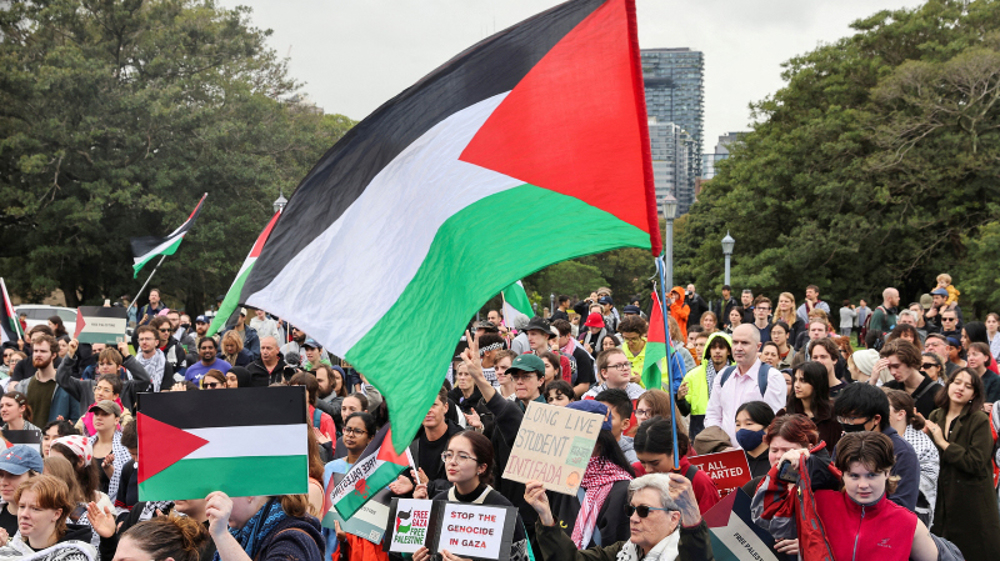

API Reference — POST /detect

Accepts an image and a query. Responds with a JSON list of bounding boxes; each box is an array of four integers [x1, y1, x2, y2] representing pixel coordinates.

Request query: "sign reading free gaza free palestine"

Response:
[[502, 402, 603, 495]]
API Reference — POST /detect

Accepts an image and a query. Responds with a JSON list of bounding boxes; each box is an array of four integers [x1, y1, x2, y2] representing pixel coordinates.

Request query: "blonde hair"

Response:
[[937, 273, 952, 284], [774, 292, 798, 326], [221, 330, 244, 353]]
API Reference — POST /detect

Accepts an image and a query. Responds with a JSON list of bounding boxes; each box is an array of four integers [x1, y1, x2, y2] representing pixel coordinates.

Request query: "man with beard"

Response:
[[137, 288, 165, 327], [281, 326, 307, 357], [14, 334, 78, 424], [133, 325, 172, 392], [184, 337, 231, 383], [247, 336, 288, 386]]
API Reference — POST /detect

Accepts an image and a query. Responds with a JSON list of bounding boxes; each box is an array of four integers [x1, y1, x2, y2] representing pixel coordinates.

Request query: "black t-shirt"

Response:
[[571, 346, 595, 387], [0, 505, 15, 536]]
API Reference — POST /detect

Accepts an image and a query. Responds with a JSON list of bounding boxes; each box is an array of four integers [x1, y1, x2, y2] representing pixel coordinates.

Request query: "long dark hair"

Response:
[[634, 416, 690, 458], [789, 361, 833, 421], [935, 367, 985, 412], [593, 430, 635, 476], [450, 431, 495, 486]]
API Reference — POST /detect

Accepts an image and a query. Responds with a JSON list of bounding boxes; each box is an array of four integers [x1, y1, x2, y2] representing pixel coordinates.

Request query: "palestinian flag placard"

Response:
[[0, 278, 23, 345], [324, 424, 412, 522], [137, 386, 308, 501], [240, 0, 661, 452], [130, 193, 207, 278], [207, 210, 281, 337], [74, 306, 128, 345]]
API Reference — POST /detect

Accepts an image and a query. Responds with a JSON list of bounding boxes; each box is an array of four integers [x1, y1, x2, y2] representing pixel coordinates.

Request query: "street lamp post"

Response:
[[722, 231, 735, 286], [661, 195, 678, 289], [273, 189, 288, 214]]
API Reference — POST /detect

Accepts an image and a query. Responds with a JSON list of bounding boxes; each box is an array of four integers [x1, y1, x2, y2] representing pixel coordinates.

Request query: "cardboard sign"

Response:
[[386, 498, 434, 554], [75, 306, 128, 345], [687, 449, 752, 497], [703, 490, 781, 561], [3, 429, 42, 455], [325, 477, 392, 544], [384, 499, 517, 561], [501, 401, 602, 495]]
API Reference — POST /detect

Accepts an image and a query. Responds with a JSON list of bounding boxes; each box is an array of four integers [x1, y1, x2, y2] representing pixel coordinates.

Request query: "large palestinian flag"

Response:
[[130, 193, 207, 278], [207, 210, 282, 337], [136, 386, 308, 501], [241, 0, 661, 451]]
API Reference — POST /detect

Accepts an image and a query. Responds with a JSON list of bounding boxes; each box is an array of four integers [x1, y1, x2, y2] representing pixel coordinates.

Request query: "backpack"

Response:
[[719, 363, 772, 397], [312, 407, 323, 430], [862, 305, 888, 347]]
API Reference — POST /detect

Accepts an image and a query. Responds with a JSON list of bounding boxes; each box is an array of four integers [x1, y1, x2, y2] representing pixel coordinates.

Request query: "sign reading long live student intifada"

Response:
[[385, 499, 517, 561], [74, 306, 128, 345], [136, 386, 309, 501], [502, 401, 603, 495]]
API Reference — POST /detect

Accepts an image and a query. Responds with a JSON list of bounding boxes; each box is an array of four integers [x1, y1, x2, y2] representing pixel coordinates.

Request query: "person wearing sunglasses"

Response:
[[412, 430, 528, 561], [880, 339, 942, 418], [199, 370, 226, 390], [526, 471, 709, 561]]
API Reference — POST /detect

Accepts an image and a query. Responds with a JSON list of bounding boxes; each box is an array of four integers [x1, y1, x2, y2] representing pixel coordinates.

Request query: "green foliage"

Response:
[[528, 261, 607, 303], [676, 0, 1000, 317], [0, 0, 354, 311]]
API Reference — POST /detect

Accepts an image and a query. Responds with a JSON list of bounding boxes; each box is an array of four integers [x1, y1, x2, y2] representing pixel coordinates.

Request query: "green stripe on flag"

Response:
[[208, 264, 254, 337], [139, 455, 307, 501], [347, 184, 651, 452], [333, 461, 407, 520], [132, 236, 184, 277], [642, 341, 666, 390], [502, 281, 534, 319]]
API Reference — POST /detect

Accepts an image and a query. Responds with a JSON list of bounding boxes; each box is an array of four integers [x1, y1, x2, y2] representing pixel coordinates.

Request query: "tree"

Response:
[[675, 0, 1000, 314], [0, 0, 354, 311]]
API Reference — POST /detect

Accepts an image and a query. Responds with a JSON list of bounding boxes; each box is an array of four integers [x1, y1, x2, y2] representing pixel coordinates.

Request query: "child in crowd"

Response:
[[936, 273, 961, 307], [545, 380, 575, 406]]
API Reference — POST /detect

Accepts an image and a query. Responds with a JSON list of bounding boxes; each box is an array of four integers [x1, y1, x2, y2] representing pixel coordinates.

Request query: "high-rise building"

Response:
[[641, 48, 704, 215], [648, 117, 693, 214], [702, 132, 748, 181]]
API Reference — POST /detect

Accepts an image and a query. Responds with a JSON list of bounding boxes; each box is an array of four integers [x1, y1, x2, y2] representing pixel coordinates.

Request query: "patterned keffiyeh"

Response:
[[133, 349, 166, 392], [572, 457, 633, 548]]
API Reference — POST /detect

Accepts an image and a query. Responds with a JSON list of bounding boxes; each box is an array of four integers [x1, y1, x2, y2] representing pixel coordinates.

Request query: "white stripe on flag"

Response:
[[184, 424, 307, 460], [133, 234, 184, 265]]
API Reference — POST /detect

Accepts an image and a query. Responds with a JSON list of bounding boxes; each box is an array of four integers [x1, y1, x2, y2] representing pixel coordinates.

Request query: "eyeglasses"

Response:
[[635, 408, 652, 418], [203, 382, 221, 388], [343, 427, 369, 436], [942, 317, 957, 322], [605, 362, 631, 372], [625, 504, 672, 518], [441, 452, 478, 464], [921, 363, 939, 370]]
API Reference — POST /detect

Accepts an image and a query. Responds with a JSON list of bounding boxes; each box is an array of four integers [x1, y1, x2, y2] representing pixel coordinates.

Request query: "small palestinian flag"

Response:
[[643, 291, 685, 392], [207, 210, 281, 337], [130, 193, 207, 278], [324, 423, 412, 523], [501, 280, 534, 327], [241, 0, 661, 451], [137, 386, 308, 501], [0, 278, 23, 345]]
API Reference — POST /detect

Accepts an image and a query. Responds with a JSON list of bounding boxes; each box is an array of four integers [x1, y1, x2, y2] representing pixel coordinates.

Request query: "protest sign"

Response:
[[501, 401, 602, 495], [136, 386, 308, 501], [386, 498, 435, 554], [703, 490, 781, 561], [325, 480, 392, 544], [385, 499, 517, 561], [3, 429, 42, 455], [439, 502, 516, 560], [688, 449, 752, 497], [74, 306, 128, 345]]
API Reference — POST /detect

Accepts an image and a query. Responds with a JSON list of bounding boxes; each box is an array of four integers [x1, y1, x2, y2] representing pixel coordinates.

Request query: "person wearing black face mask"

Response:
[[833, 383, 920, 512], [734, 401, 775, 477]]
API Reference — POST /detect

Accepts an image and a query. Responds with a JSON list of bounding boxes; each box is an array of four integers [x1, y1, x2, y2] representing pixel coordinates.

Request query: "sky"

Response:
[[222, 0, 925, 152]]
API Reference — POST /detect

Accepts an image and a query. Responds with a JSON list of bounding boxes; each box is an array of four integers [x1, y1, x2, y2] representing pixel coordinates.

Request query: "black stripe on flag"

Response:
[[130, 194, 206, 259], [242, 0, 606, 297], [137, 386, 307, 429], [78, 306, 128, 320]]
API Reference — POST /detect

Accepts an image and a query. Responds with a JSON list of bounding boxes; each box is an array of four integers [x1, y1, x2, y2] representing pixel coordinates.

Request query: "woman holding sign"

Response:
[[412, 430, 529, 561], [323, 412, 389, 561]]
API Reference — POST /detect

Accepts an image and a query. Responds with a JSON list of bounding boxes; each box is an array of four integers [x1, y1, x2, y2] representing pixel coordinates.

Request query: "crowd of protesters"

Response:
[[0, 273, 993, 561]]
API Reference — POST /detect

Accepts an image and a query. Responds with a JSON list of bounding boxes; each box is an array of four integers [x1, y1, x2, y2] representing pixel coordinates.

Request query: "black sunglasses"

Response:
[[921, 363, 939, 369], [624, 504, 671, 518]]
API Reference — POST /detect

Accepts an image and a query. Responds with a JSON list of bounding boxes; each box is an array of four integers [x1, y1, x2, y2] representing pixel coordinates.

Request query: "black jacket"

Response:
[[548, 479, 631, 547], [247, 357, 290, 386]]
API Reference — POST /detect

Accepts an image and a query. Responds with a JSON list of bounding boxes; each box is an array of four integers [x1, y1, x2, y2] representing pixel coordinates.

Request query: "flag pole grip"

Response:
[[655, 256, 680, 471]]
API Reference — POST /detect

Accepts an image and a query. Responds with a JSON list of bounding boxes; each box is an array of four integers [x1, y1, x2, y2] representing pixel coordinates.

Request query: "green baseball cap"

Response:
[[508, 354, 545, 376]]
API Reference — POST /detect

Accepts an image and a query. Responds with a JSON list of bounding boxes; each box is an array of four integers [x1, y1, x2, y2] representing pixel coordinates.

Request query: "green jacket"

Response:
[[681, 332, 733, 416]]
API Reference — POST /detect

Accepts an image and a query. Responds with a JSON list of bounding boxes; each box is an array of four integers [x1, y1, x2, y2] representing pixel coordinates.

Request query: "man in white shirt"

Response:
[[704, 324, 786, 446]]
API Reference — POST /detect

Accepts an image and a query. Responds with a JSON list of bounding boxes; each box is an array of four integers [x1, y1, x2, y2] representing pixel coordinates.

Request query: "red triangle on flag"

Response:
[[137, 413, 209, 483], [648, 292, 667, 345], [459, 0, 660, 252], [73, 309, 86, 340], [375, 428, 409, 467]]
